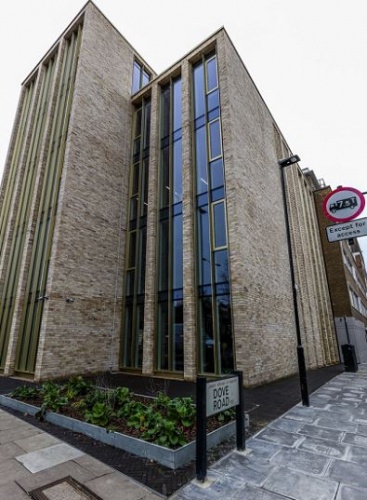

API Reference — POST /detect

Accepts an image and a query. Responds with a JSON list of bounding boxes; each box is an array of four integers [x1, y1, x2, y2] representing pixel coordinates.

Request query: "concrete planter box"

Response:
[[0, 395, 236, 469]]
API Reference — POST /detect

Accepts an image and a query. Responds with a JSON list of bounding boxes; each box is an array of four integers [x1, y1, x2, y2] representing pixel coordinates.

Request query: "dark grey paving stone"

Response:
[[269, 418, 302, 433], [298, 435, 347, 459], [210, 453, 274, 487], [326, 405, 364, 420], [232, 483, 292, 500], [316, 416, 358, 433], [175, 473, 246, 500], [270, 447, 330, 475], [246, 438, 281, 459], [336, 484, 367, 500], [255, 428, 301, 448], [357, 424, 367, 436], [346, 444, 367, 466], [328, 459, 367, 489], [298, 424, 343, 442], [264, 466, 338, 500], [343, 432, 367, 448], [283, 407, 318, 423]]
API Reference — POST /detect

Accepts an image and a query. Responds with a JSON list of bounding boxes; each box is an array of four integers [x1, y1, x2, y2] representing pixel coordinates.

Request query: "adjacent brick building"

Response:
[[314, 187, 367, 363], [0, 2, 339, 385]]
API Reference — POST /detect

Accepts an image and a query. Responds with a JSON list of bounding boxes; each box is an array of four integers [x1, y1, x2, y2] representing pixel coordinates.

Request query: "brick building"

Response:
[[0, 2, 339, 384], [314, 187, 367, 363]]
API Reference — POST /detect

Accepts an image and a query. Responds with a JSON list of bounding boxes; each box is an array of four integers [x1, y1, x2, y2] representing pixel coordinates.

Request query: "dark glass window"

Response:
[[210, 158, 224, 190], [209, 119, 221, 160], [122, 98, 151, 369], [157, 76, 183, 372], [131, 60, 151, 93], [193, 53, 233, 375], [172, 214, 183, 290], [173, 139, 182, 203], [206, 57, 218, 91], [213, 202, 227, 248], [132, 62, 141, 94], [195, 126, 208, 194], [193, 64, 205, 119]]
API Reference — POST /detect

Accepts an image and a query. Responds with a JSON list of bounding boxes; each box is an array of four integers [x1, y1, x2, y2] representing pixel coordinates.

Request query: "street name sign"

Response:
[[326, 217, 367, 242], [323, 186, 365, 223], [206, 376, 239, 417]]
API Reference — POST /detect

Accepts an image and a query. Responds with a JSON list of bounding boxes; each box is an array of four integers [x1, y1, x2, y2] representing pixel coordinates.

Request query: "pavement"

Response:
[[2, 363, 367, 499], [171, 364, 367, 500]]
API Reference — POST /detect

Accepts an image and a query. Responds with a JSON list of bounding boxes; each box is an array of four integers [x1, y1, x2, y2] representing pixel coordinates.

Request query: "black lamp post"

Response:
[[278, 154, 310, 407]]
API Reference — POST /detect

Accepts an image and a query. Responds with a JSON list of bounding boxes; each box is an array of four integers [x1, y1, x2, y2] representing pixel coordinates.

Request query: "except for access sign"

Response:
[[323, 186, 365, 223], [206, 377, 239, 417], [326, 217, 367, 242]]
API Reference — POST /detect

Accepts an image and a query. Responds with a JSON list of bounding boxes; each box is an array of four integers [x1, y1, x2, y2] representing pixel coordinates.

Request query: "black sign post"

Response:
[[196, 371, 245, 482]]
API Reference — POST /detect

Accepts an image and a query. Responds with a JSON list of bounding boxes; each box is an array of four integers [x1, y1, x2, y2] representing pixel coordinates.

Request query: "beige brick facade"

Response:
[[0, 3, 339, 386]]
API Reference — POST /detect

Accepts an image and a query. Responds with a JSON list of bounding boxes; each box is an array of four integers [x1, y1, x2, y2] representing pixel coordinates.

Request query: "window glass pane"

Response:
[[213, 202, 227, 248], [173, 78, 182, 132], [193, 63, 205, 119], [132, 62, 141, 93], [134, 107, 142, 137], [132, 163, 139, 194], [209, 119, 221, 159], [161, 86, 170, 139], [123, 305, 133, 366], [207, 89, 219, 112], [160, 146, 170, 207], [207, 56, 218, 91], [138, 227, 146, 294], [172, 214, 183, 290], [197, 205, 211, 285], [200, 298, 214, 373], [143, 100, 151, 150], [214, 249, 229, 284], [195, 126, 208, 194], [173, 299, 184, 371], [142, 69, 150, 87], [217, 295, 234, 373], [159, 219, 169, 291], [158, 301, 169, 370], [210, 158, 224, 190], [130, 196, 139, 220], [142, 159, 148, 215], [128, 231, 137, 267], [173, 139, 182, 203], [125, 270, 135, 296]]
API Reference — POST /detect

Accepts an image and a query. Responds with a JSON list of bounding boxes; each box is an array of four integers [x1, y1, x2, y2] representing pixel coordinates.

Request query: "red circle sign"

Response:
[[323, 187, 365, 222]]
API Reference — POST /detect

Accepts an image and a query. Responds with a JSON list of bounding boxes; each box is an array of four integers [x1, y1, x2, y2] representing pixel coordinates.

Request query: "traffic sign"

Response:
[[323, 187, 365, 223], [326, 217, 367, 242]]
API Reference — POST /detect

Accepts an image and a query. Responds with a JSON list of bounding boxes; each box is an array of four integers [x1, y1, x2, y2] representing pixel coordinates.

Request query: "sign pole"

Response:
[[235, 371, 245, 451], [196, 377, 207, 482]]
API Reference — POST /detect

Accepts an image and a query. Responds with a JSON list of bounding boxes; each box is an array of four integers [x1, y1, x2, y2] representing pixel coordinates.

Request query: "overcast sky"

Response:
[[1, 0, 366, 253]]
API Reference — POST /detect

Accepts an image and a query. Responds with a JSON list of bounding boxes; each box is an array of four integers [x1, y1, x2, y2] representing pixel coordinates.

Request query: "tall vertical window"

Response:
[[193, 53, 234, 375], [132, 60, 151, 94], [122, 98, 151, 368], [157, 77, 183, 372]]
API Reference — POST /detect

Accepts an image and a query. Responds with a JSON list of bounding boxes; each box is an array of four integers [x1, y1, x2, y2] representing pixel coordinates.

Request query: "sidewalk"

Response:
[[0, 407, 163, 499], [171, 364, 367, 500]]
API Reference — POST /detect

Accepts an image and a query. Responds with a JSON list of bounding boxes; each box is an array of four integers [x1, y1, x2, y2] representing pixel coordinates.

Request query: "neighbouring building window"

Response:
[[132, 60, 151, 94], [121, 98, 151, 368], [193, 52, 234, 375], [157, 76, 183, 371]]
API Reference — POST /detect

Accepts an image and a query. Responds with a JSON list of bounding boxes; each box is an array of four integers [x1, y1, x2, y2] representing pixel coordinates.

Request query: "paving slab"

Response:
[[16, 443, 85, 473], [328, 458, 367, 489], [297, 423, 344, 442], [263, 466, 339, 500], [336, 484, 367, 500], [0, 480, 30, 499], [85, 471, 162, 500], [270, 446, 330, 475], [15, 432, 60, 453]]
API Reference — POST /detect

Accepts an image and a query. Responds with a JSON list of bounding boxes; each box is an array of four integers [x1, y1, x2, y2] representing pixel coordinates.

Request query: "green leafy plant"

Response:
[[84, 402, 114, 427], [10, 385, 39, 400]]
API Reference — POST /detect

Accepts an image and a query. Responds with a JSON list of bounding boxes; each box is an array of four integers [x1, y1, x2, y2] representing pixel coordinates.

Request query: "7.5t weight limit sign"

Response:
[[323, 187, 365, 223]]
